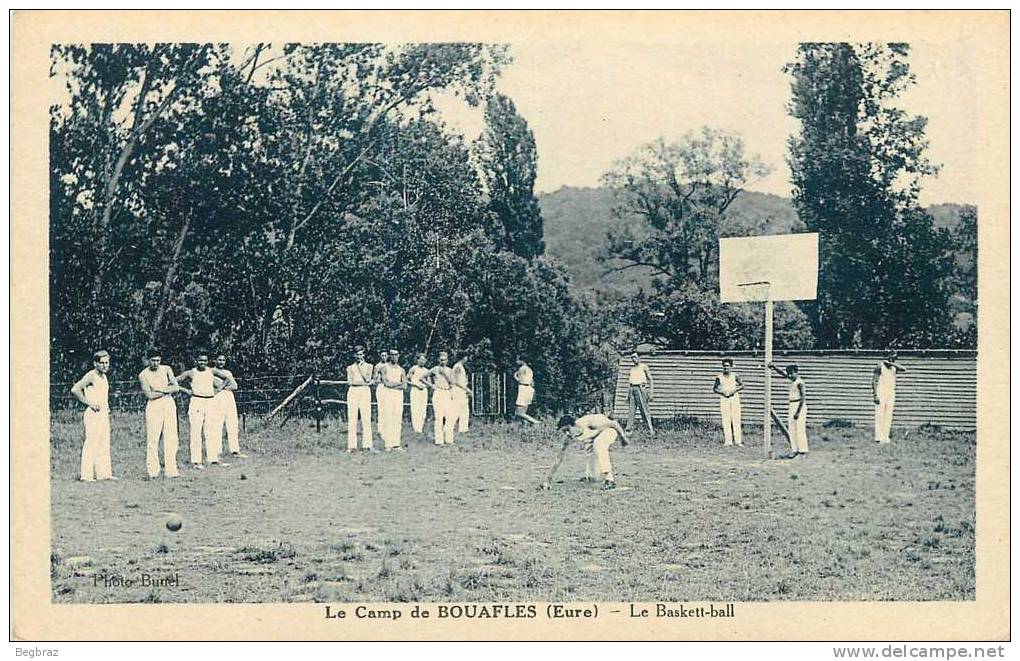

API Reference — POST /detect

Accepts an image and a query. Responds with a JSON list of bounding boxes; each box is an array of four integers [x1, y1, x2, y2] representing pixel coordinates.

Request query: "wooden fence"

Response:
[[612, 350, 977, 430]]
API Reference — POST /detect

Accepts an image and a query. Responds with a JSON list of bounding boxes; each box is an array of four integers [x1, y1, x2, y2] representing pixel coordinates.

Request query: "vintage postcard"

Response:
[[10, 9, 1009, 641]]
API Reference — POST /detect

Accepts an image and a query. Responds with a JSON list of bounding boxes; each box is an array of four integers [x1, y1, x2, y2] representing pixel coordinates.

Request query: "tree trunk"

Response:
[[148, 208, 191, 346]]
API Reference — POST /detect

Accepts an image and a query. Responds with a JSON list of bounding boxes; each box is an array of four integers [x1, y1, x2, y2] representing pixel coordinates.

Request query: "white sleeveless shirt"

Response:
[[629, 364, 648, 385], [191, 369, 215, 397], [717, 373, 739, 397], [876, 363, 896, 396], [87, 370, 109, 411]]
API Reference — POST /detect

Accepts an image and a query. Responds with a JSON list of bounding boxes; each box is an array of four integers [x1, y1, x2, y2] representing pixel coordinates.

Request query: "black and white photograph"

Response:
[[11, 9, 1009, 642]]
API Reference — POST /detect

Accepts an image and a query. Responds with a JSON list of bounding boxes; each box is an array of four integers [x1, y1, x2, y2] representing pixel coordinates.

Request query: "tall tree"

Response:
[[597, 128, 812, 350], [785, 43, 956, 348], [473, 93, 544, 259]]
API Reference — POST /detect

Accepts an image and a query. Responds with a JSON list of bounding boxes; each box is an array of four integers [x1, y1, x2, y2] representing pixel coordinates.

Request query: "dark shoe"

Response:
[[602, 480, 617, 490], [580, 476, 595, 483]]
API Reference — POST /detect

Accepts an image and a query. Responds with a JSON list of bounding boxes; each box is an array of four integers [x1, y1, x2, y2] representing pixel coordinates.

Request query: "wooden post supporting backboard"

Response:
[[764, 298, 774, 460]]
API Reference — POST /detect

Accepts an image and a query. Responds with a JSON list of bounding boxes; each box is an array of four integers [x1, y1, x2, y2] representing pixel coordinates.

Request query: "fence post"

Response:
[[313, 373, 322, 434]]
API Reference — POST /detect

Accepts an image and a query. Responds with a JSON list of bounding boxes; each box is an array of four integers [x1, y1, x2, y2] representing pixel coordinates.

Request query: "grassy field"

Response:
[[49, 409, 975, 603]]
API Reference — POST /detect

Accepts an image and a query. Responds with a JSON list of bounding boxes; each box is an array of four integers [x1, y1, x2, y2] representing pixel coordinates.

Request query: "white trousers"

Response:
[[188, 397, 219, 464], [410, 386, 428, 433], [378, 387, 404, 448], [875, 391, 895, 443], [788, 401, 809, 454], [213, 390, 240, 454], [719, 395, 743, 446], [432, 389, 455, 444], [584, 428, 618, 482], [81, 408, 112, 481], [452, 389, 470, 432], [347, 386, 373, 450], [145, 397, 179, 478]]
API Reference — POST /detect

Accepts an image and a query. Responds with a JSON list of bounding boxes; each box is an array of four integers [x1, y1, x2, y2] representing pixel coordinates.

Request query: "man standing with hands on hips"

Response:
[[177, 352, 236, 469], [70, 350, 115, 482], [713, 357, 744, 446], [212, 353, 245, 459]]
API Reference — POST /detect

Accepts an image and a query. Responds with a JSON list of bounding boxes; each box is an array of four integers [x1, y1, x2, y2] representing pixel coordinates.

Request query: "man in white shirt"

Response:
[[626, 352, 654, 432], [713, 357, 744, 447], [769, 362, 808, 458], [70, 350, 115, 481], [451, 355, 472, 433], [212, 353, 245, 459], [543, 413, 630, 491], [379, 349, 407, 451], [345, 345, 374, 452], [406, 353, 431, 435], [177, 353, 235, 469], [513, 358, 539, 425], [138, 348, 183, 479], [425, 351, 457, 445], [873, 351, 906, 444], [372, 350, 388, 440]]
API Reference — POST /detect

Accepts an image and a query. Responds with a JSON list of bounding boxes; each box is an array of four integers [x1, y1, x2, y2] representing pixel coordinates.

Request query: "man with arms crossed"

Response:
[[713, 357, 744, 446], [177, 352, 236, 469], [138, 348, 182, 479], [543, 413, 630, 491], [70, 350, 115, 481], [513, 358, 539, 425], [407, 353, 431, 435], [212, 353, 245, 459], [626, 351, 654, 432], [873, 350, 906, 444], [346, 346, 374, 453]]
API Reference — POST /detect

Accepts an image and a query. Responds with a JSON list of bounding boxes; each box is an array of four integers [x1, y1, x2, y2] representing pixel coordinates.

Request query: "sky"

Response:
[[438, 40, 977, 205]]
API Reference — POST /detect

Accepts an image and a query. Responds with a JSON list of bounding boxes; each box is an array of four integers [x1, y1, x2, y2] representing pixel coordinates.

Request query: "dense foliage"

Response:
[[50, 43, 610, 412]]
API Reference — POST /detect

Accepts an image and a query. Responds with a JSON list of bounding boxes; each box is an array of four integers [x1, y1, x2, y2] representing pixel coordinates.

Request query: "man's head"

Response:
[[416, 353, 427, 366], [438, 351, 449, 366], [786, 364, 799, 379], [516, 357, 526, 368], [94, 350, 111, 374], [378, 351, 387, 364], [388, 349, 399, 364], [885, 350, 898, 364], [196, 353, 209, 370], [215, 354, 227, 369], [354, 345, 366, 361], [145, 348, 161, 370], [557, 415, 577, 435], [631, 351, 641, 364], [721, 357, 733, 373]]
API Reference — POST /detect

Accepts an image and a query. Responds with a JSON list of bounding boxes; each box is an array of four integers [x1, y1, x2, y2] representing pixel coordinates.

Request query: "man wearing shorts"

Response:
[[513, 358, 539, 424]]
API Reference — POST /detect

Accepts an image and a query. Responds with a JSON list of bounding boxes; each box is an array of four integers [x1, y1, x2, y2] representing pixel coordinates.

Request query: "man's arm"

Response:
[[645, 366, 654, 400], [734, 375, 744, 393], [606, 418, 630, 447], [767, 362, 786, 378], [712, 376, 723, 397], [794, 382, 805, 419], [894, 363, 906, 373], [872, 366, 881, 403], [71, 373, 99, 411], [168, 369, 190, 395]]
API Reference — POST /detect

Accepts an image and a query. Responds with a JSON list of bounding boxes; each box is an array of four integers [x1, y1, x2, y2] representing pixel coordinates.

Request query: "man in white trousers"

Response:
[[212, 353, 245, 458], [713, 357, 744, 446], [426, 351, 456, 445], [546, 414, 630, 491], [873, 351, 906, 444], [177, 353, 235, 469], [70, 350, 115, 481], [379, 349, 407, 451], [346, 346, 374, 453], [372, 350, 388, 441], [450, 354, 472, 433], [769, 362, 809, 458], [407, 353, 430, 434], [138, 348, 183, 479]]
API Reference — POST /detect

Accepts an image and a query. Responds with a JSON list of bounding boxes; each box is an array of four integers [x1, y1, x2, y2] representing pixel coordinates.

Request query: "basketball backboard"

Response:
[[719, 232, 819, 302]]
